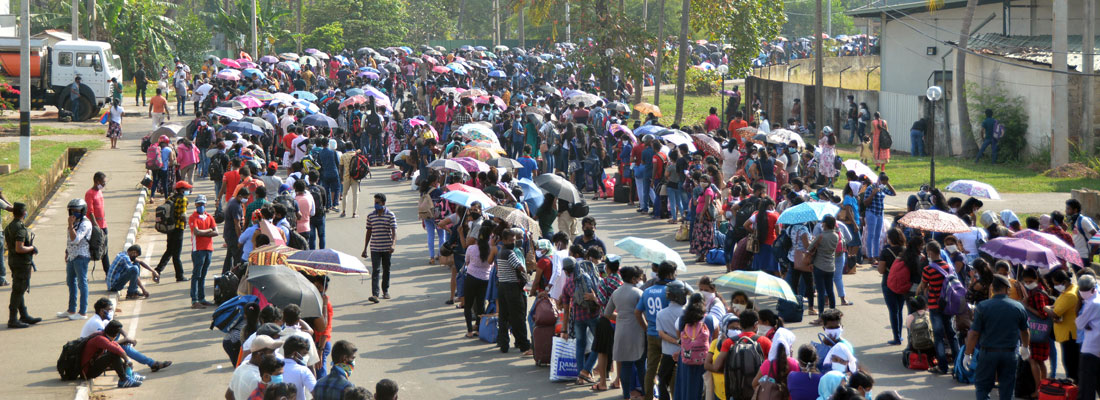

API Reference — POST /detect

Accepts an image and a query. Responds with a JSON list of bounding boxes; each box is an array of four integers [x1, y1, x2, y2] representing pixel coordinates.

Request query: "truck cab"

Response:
[[49, 40, 122, 120]]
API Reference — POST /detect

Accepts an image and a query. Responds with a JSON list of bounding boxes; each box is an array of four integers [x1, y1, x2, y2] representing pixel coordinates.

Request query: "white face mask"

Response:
[[831, 362, 848, 372], [1054, 284, 1067, 293], [701, 291, 715, 304], [726, 329, 742, 338], [825, 327, 844, 340], [945, 245, 958, 253], [1024, 282, 1038, 290], [757, 324, 771, 336], [731, 303, 746, 314]]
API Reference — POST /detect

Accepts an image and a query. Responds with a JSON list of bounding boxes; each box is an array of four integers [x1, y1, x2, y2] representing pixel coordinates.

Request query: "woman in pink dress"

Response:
[[871, 112, 890, 171]]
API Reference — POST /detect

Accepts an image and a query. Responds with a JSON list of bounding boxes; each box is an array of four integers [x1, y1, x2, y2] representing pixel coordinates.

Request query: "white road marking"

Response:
[[127, 239, 155, 338]]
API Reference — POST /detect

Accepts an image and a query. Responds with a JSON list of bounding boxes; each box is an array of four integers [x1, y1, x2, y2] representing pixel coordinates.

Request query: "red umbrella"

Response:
[[339, 95, 367, 109], [431, 65, 452, 74], [692, 134, 722, 158], [220, 58, 242, 69]]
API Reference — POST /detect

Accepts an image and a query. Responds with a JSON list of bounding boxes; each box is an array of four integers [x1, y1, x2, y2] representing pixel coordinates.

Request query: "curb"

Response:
[[75, 185, 148, 400]]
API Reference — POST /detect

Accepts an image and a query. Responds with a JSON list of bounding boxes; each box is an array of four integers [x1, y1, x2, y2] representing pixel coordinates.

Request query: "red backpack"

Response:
[[679, 321, 711, 366], [887, 258, 912, 295]]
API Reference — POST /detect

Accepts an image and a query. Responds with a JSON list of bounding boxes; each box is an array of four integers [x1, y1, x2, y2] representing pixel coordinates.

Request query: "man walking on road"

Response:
[[223, 188, 248, 274], [149, 88, 169, 129], [59, 199, 92, 321], [156, 181, 190, 282], [134, 64, 148, 106], [85, 172, 110, 269], [188, 195, 218, 309], [964, 274, 1029, 400], [362, 193, 396, 303], [6, 202, 40, 329]]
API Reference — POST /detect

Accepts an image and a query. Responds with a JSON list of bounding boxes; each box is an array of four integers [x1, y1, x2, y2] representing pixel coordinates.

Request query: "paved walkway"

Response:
[[883, 190, 1070, 215]]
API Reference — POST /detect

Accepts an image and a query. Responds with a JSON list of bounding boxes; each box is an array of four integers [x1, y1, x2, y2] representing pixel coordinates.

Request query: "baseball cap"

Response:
[[268, 161, 278, 170], [173, 181, 193, 190], [194, 194, 207, 204], [250, 334, 284, 352]]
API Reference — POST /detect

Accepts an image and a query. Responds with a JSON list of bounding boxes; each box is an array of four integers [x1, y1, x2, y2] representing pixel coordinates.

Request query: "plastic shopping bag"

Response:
[[549, 336, 579, 381]]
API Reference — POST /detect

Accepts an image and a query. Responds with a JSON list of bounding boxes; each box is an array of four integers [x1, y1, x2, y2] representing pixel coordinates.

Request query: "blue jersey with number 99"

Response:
[[636, 282, 670, 337]]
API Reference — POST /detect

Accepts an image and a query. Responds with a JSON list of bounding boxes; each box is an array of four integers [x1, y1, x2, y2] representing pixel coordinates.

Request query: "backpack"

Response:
[[208, 152, 227, 181], [194, 126, 213, 149], [350, 114, 362, 134], [88, 224, 105, 261], [679, 322, 711, 366], [908, 311, 935, 351], [140, 135, 152, 153], [929, 261, 968, 316], [568, 201, 590, 218], [301, 156, 320, 176], [725, 335, 765, 400], [993, 121, 1006, 140], [154, 201, 176, 234], [308, 185, 326, 217], [773, 227, 793, 261], [57, 335, 92, 380], [348, 153, 371, 181], [418, 193, 438, 220], [953, 349, 978, 384], [364, 114, 383, 137], [878, 125, 893, 149], [210, 295, 258, 332], [274, 194, 298, 227], [887, 258, 912, 295], [146, 145, 164, 170], [287, 230, 308, 250], [213, 271, 239, 305]]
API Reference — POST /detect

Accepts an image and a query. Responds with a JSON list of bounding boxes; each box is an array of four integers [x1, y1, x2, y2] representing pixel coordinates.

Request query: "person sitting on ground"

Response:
[[107, 245, 159, 296], [81, 319, 144, 387], [80, 297, 171, 373], [375, 379, 398, 400], [904, 296, 935, 359]]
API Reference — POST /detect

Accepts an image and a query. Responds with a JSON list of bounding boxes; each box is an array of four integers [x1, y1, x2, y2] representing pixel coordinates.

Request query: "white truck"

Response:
[[0, 37, 123, 121]]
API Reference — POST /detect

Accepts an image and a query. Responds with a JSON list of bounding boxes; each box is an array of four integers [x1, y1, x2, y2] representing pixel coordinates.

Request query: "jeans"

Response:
[[316, 340, 332, 379], [369, 251, 392, 296], [190, 250, 211, 303], [637, 177, 652, 212], [309, 218, 326, 249], [153, 169, 170, 198], [864, 212, 884, 258], [369, 136, 383, 162], [136, 87, 146, 106], [157, 228, 184, 279], [847, 118, 858, 144], [812, 267, 835, 315], [124, 344, 155, 366], [65, 256, 90, 314], [574, 317, 600, 374], [71, 97, 80, 121], [930, 309, 959, 370], [667, 187, 684, 220], [620, 355, 646, 400], [881, 281, 906, 342], [787, 268, 815, 310], [910, 129, 925, 156], [223, 234, 240, 274], [198, 150, 210, 178], [108, 263, 141, 295], [834, 253, 847, 298], [1080, 353, 1100, 400], [975, 137, 998, 163], [974, 350, 1018, 400], [176, 95, 186, 116], [425, 219, 447, 258]]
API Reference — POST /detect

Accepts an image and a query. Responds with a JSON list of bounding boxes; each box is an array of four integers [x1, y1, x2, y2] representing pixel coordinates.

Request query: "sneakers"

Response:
[[57, 312, 86, 320], [117, 378, 142, 388], [368, 296, 379, 303], [382, 293, 391, 299]]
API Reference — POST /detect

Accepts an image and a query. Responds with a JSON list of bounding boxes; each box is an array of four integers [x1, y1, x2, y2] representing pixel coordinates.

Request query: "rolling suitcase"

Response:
[[532, 297, 557, 367], [613, 173, 634, 203]]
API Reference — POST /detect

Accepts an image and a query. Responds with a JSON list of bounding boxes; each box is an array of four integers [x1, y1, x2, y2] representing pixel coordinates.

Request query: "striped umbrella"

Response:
[[245, 90, 275, 102], [714, 271, 798, 302], [248, 244, 299, 266], [285, 249, 370, 276]]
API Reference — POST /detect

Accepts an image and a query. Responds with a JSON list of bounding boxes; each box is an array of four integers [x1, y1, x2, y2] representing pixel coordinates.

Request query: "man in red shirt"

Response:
[[220, 163, 243, 205], [85, 172, 109, 267], [727, 110, 749, 148], [188, 195, 218, 309], [704, 107, 721, 133], [81, 319, 142, 387]]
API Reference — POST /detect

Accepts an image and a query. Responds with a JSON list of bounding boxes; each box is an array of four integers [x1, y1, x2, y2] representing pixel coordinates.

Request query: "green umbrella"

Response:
[[713, 271, 797, 302]]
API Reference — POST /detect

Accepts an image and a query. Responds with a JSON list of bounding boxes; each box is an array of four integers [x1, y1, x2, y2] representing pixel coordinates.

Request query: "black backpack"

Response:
[[879, 126, 893, 150], [729, 197, 760, 244], [348, 153, 371, 181], [274, 194, 298, 227], [364, 114, 383, 137], [287, 230, 308, 250], [568, 201, 590, 218], [57, 335, 92, 380], [725, 335, 765, 400], [208, 152, 228, 182], [88, 224, 105, 261], [213, 271, 240, 305], [194, 126, 214, 149], [154, 201, 176, 234], [308, 184, 327, 217]]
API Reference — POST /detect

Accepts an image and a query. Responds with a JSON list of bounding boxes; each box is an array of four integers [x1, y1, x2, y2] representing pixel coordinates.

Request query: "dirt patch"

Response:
[[1044, 162, 1100, 179]]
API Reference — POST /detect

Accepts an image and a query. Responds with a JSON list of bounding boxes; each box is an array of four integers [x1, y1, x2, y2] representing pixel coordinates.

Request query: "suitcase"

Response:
[[533, 325, 555, 367], [613, 174, 634, 203], [1038, 379, 1078, 400], [1016, 358, 1035, 399], [902, 348, 933, 370]]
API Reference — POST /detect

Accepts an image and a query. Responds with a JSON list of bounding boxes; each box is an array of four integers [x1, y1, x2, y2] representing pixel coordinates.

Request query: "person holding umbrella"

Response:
[[362, 193, 397, 303]]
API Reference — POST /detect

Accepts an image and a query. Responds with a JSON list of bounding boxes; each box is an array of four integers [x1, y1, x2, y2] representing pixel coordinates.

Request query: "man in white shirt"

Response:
[[228, 335, 282, 400], [80, 297, 171, 372], [281, 336, 317, 400]]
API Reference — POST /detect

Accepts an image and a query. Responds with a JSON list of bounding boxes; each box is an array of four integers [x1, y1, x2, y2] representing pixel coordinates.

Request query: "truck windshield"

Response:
[[102, 49, 122, 73]]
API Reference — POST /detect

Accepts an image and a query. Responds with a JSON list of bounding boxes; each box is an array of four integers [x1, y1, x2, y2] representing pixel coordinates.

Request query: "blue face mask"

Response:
[[196, 205, 206, 214], [269, 374, 283, 384], [375, 204, 384, 211]]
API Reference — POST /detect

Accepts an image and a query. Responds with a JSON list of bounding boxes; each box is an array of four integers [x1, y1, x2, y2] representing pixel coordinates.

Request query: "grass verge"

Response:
[[0, 122, 102, 136], [0, 139, 103, 223]]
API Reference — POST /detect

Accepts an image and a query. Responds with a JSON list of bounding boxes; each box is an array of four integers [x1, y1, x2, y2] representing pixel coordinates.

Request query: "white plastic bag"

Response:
[[549, 336, 579, 381]]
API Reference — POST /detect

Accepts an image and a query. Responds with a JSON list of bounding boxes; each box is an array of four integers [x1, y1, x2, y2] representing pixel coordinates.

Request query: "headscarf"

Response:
[[824, 341, 859, 374], [1040, 214, 1052, 230], [767, 327, 796, 361], [1001, 209, 1020, 227], [816, 371, 847, 400], [719, 313, 741, 341], [979, 210, 1000, 228]]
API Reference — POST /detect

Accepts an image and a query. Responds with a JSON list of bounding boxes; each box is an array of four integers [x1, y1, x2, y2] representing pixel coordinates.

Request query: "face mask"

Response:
[[731, 303, 746, 314], [71, 211, 84, 218], [535, 250, 544, 258], [269, 374, 283, 384], [946, 245, 958, 253], [196, 205, 206, 214], [583, 228, 595, 237], [375, 204, 384, 211], [183, 190, 191, 196], [825, 327, 844, 340], [1055, 284, 1067, 293], [726, 329, 742, 338], [95, 184, 104, 190], [831, 362, 848, 372], [757, 324, 771, 336], [701, 291, 715, 304], [865, 391, 874, 400], [1024, 282, 1038, 290]]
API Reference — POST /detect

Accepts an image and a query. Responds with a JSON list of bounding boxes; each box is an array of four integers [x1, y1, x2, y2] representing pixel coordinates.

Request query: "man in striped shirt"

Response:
[[362, 193, 396, 303], [917, 240, 958, 374], [495, 228, 531, 354]]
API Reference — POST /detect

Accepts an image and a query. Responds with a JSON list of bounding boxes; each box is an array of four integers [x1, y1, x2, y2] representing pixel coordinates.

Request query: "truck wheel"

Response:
[[58, 96, 95, 122]]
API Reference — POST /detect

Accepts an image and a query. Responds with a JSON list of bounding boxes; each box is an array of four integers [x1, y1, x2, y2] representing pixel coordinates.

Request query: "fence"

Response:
[[878, 91, 922, 155]]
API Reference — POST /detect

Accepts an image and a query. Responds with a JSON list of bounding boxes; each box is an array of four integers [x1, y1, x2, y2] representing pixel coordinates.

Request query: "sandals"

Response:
[[590, 383, 608, 392], [575, 374, 595, 385]]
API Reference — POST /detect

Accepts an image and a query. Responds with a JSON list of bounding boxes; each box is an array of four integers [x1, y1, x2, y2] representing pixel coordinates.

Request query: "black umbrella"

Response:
[[246, 265, 323, 318], [534, 173, 582, 204], [302, 114, 338, 128]]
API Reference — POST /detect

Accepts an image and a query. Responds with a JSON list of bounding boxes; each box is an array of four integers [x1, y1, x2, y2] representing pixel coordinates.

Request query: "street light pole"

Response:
[[20, 0, 31, 170], [251, 0, 258, 58], [926, 86, 943, 187], [717, 64, 728, 127]]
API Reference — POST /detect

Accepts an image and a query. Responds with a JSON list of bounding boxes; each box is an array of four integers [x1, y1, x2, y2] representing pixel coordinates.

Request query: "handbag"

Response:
[[1027, 310, 1053, 343], [675, 222, 690, 241], [751, 362, 787, 400], [794, 248, 815, 272], [478, 314, 499, 344], [745, 234, 760, 254]]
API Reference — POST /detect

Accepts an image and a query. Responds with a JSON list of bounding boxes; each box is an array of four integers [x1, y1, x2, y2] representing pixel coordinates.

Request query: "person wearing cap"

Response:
[[155, 181, 190, 282], [260, 162, 284, 202], [188, 194, 218, 308], [228, 334, 284, 400], [58, 198, 93, 320], [964, 274, 1030, 400], [6, 202, 39, 328]]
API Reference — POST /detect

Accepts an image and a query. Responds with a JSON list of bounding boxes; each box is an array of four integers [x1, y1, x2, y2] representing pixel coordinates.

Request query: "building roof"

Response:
[[846, 0, 1000, 18], [967, 33, 1100, 70]]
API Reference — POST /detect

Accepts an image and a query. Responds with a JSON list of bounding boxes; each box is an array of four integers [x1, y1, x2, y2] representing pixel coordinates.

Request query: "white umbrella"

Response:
[[841, 159, 878, 183], [614, 237, 687, 271], [211, 107, 244, 120], [194, 83, 213, 96], [767, 128, 805, 147]]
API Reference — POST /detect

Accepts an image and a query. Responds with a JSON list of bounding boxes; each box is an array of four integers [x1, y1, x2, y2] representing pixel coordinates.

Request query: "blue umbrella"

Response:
[[359, 66, 380, 74], [345, 88, 364, 96], [776, 202, 840, 225], [301, 113, 337, 128], [516, 178, 544, 211], [224, 120, 264, 136], [634, 124, 664, 138], [399, 46, 413, 54], [242, 68, 265, 79], [441, 190, 496, 208], [290, 91, 317, 101], [489, 70, 507, 78], [447, 63, 467, 75]]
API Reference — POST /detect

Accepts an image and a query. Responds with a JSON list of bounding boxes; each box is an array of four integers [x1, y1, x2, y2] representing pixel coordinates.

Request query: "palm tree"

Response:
[[673, 0, 690, 124]]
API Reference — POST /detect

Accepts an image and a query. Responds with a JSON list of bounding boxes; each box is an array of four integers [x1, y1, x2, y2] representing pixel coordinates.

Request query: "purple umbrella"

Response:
[[450, 156, 490, 173], [1012, 229, 1082, 266], [979, 237, 1061, 270], [259, 55, 278, 63], [358, 71, 380, 80]]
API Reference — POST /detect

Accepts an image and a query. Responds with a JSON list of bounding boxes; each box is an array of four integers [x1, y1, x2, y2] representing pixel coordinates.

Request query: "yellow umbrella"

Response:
[[457, 146, 499, 161], [248, 244, 299, 266], [634, 102, 662, 117]]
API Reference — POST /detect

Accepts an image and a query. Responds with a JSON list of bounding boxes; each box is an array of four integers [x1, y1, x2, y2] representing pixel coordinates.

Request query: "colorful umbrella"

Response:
[[634, 102, 662, 117], [285, 249, 370, 275], [897, 209, 970, 233], [216, 69, 242, 81], [235, 96, 264, 109], [714, 271, 797, 302], [777, 202, 840, 225], [945, 180, 1001, 200], [245, 90, 274, 102], [534, 173, 582, 204], [219, 58, 241, 68], [279, 52, 299, 61], [736, 126, 760, 139], [248, 244, 299, 266], [451, 156, 490, 173], [485, 205, 539, 232], [246, 265, 323, 318], [441, 189, 496, 208], [432, 65, 452, 74], [456, 146, 498, 161], [614, 237, 687, 272], [692, 134, 722, 158], [980, 237, 1061, 270], [610, 124, 637, 143], [339, 95, 368, 109], [841, 159, 878, 183], [1012, 229, 1082, 266], [458, 88, 488, 98], [457, 122, 499, 144]]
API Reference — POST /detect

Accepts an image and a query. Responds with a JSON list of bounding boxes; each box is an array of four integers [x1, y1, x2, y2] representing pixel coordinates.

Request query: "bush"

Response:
[[966, 82, 1028, 163], [688, 68, 720, 95]]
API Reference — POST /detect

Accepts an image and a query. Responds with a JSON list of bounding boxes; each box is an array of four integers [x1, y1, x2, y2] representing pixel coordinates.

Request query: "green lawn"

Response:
[[833, 146, 1100, 193], [0, 140, 103, 222], [0, 122, 102, 136]]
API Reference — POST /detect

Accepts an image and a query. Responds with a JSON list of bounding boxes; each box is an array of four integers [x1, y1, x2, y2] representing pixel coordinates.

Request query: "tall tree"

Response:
[[954, 0, 978, 155], [672, 0, 689, 123]]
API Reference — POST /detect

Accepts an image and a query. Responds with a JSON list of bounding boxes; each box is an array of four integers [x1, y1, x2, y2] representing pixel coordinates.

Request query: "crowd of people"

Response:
[[9, 36, 1096, 400]]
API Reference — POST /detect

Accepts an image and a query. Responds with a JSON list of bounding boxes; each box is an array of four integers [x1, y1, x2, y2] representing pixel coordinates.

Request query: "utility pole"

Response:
[[20, 0, 31, 170], [296, 0, 302, 53], [250, 0, 258, 57], [1052, 0, 1069, 167], [814, 0, 824, 135], [88, 0, 96, 40], [1083, 0, 1095, 155], [565, 1, 571, 43], [71, 0, 78, 39], [654, 0, 665, 105]]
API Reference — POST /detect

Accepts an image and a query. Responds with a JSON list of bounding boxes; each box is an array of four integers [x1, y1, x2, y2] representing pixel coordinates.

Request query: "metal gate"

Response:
[[877, 91, 922, 155]]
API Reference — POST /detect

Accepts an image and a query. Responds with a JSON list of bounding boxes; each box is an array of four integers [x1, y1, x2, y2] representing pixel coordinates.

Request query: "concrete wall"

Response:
[[745, 76, 879, 135]]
